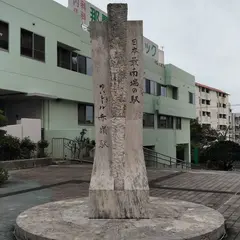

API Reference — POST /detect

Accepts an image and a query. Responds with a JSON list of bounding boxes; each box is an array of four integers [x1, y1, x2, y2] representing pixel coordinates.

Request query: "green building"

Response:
[[0, 0, 196, 162]]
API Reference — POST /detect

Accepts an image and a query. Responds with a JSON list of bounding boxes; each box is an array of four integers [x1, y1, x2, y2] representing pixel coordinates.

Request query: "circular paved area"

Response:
[[15, 197, 225, 240]]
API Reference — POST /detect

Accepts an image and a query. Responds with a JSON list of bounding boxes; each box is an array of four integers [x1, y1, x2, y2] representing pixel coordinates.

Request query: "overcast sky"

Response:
[[55, 0, 240, 111]]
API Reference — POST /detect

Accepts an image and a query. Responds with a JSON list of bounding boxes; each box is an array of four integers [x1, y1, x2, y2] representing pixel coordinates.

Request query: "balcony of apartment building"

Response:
[[198, 86, 211, 100]]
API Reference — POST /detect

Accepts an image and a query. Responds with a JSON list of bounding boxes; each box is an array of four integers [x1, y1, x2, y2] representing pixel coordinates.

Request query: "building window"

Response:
[[58, 46, 70, 69], [223, 114, 226, 119], [172, 87, 178, 100], [219, 125, 227, 130], [160, 85, 167, 97], [143, 113, 154, 128], [201, 87, 205, 92], [206, 100, 210, 105], [86, 57, 93, 76], [207, 112, 211, 117], [158, 115, 173, 129], [77, 54, 86, 74], [78, 103, 94, 125], [176, 117, 181, 130], [223, 104, 226, 108], [202, 111, 206, 116], [202, 99, 206, 104], [144, 79, 151, 94], [206, 89, 209, 93], [0, 20, 9, 51], [57, 43, 90, 75], [189, 92, 195, 104], [157, 83, 167, 97], [150, 81, 156, 95], [21, 29, 45, 62]]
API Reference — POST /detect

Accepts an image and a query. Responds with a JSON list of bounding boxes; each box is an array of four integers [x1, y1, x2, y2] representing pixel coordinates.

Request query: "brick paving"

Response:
[[2, 165, 240, 239]]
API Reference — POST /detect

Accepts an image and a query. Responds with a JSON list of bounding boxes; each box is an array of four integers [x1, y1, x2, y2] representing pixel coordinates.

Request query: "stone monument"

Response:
[[89, 3, 149, 219], [14, 4, 226, 240]]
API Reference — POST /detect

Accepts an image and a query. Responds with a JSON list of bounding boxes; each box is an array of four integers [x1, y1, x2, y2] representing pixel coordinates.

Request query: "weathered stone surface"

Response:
[[15, 197, 226, 240], [89, 4, 149, 219]]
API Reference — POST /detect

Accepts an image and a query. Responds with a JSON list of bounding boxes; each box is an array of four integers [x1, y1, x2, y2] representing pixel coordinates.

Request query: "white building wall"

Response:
[[231, 113, 240, 144], [195, 84, 231, 135]]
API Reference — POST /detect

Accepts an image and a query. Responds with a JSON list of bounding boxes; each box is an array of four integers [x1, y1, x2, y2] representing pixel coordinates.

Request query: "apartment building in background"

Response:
[[0, 0, 196, 162], [231, 113, 240, 143], [195, 83, 232, 138]]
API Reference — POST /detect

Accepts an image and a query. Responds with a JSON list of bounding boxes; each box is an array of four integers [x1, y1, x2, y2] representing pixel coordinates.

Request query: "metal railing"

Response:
[[51, 138, 93, 162], [51, 138, 192, 169], [143, 147, 192, 169]]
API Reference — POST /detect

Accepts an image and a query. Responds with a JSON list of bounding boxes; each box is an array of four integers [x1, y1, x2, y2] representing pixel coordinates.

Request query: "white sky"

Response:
[[55, 0, 240, 111]]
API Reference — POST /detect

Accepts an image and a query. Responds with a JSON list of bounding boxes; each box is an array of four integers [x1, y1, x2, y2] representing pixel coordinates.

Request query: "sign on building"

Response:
[[68, 0, 159, 61]]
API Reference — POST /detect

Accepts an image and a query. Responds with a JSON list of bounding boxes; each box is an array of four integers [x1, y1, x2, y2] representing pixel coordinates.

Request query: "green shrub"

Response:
[[0, 168, 9, 185], [20, 137, 36, 159], [0, 135, 21, 160], [37, 140, 49, 158]]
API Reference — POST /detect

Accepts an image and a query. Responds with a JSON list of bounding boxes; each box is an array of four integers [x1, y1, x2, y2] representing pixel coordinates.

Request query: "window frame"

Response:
[[143, 113, 155, 128], [0, 20, 9, 52], [144, 79, 151, 94], [20, 28, 45, 62], [57, 43, 90, 75], [172, 86, 178, 100], [78, 103, 94, 125], [176, 117, 181, 130], [189, 92, 195, 104], [158, 114, 173, 129]]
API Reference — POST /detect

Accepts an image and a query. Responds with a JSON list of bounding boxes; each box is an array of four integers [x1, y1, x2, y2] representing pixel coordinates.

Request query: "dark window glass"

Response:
[[156, 83, 167, 96], [143, 113, 154, 128], [223, 104, 226, 108], [202, 99, 205, 104], [189, 92, 195, 104], [158, 115, 173, 129], [78, 103, 94, 125], [176, 117, 181, 129], [206, 100, 210, 105], [156, 83, 161, 96], [71, 52, 78, 72], [21, 29, 33, 58], [57, 46, 71, 70], [33, 34, 45, 61], [172, 87, 178, 100], [86, 57, 93, 76], [21, 29, 45, 62], [0, 21, 9, 51], [145, 79, 151, 94], [78, 55, 86, 74], [160, 86, 167, 96]]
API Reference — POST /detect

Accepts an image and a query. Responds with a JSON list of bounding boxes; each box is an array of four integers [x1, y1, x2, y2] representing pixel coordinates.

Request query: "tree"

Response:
[[201, 141, 240, 171], [190, 119, 218, 149]]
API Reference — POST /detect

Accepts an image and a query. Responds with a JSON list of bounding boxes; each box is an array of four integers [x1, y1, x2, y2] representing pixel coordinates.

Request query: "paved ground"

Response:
[[1, 165, 240, 239]]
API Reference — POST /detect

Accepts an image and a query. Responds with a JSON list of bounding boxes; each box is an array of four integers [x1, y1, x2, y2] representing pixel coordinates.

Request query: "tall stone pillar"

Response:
[[89, 4, 149, 219]]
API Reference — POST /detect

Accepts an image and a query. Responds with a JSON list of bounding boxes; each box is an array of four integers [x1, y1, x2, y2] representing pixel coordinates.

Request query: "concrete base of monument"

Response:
[[14, 197, 225, 240]]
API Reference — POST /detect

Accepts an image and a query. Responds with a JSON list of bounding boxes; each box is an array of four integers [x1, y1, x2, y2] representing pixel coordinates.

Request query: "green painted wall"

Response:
[[0, 0, 195, 161]]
